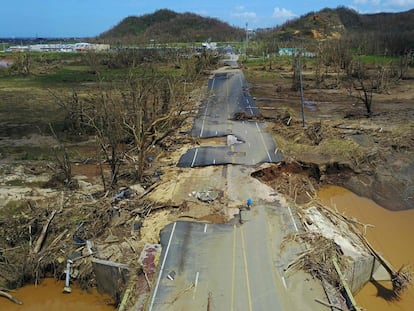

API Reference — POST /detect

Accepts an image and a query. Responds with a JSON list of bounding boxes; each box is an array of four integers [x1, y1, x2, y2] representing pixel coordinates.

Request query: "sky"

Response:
[[1, 0, 413, 38]]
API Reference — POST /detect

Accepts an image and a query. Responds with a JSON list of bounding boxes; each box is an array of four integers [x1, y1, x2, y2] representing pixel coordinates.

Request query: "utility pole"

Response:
[[298, 56, 306, 127], [245, 22, 248, 56]]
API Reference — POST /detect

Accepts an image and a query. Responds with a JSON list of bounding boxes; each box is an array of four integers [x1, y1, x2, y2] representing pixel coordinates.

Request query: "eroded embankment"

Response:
[[252, 113, 414, 211], [252, 152, 413, 211], [245, 62, 414, 211]]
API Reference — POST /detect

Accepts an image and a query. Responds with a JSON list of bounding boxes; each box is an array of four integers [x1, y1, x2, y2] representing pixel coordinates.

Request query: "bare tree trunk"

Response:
[[348, 60, 374, 116]]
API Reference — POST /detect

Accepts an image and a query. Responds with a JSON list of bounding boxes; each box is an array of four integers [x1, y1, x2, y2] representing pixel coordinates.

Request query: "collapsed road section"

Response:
[[178, 70, 283, 167]]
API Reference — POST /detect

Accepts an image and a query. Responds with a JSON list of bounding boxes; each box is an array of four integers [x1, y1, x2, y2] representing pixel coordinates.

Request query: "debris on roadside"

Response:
[[286, 202, 412, 309], [227, 134, 244, 146], [233, 111, 263, 121], [190, 190, 221, 203], [112, 187, 135, 206], [138, 243, 161, 283], [166, 271, 176, 281]]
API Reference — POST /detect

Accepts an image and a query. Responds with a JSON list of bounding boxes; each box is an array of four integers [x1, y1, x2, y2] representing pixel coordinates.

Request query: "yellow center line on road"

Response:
[[240, 226, 253, 311], [231, 224, 237, 311]]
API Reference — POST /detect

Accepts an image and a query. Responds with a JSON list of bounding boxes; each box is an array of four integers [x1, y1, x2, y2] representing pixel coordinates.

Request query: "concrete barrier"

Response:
[[344, 255, 375, 294], [92, 258, 129, 301]]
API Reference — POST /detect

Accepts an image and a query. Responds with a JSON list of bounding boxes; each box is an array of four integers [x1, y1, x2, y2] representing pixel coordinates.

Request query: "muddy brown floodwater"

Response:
[[0, 278, 115, 311], [319, 185, 414, 311]]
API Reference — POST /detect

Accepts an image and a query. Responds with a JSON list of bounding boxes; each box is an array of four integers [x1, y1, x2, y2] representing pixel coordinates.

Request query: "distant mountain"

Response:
[[259, 7, 414, 55], [262, 7, 414, 40], [98, 9, 244, 44]]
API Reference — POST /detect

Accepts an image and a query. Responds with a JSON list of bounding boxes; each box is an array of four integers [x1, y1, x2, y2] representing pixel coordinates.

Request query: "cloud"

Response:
[[231, 6, 257, 19], [353, 0, 381, 6], [231, 11, 257, 19], [353, 0, 380, 5], [195, 10, 209, 17], [353, 0, 414, 10], [272, 7, 297, 20], [384, 0, 414, 6]]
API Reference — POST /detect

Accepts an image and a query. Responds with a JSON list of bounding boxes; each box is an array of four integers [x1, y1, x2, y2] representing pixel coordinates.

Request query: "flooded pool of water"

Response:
[[318, 185, 414, 311], [0, 278, 115, 311]]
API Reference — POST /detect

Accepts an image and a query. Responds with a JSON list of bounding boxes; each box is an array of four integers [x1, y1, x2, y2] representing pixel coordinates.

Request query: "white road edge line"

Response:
[[190, 149, 199, 168], [204, 224, 208, 233], [200, 78, 214, 137], [199, 103, 208, 137], [246, 99, 255, 114], [282, 276, 288, 290], [287, 206, 299, 232], [255, 122, 272, 162], [148, 222, 177, 311], [193, 271, 200, 299]]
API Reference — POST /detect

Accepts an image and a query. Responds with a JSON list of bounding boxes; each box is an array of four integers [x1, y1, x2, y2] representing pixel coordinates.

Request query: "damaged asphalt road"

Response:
[[147, 205, 328, 311], [147, 68, 328, 311], [178, 70, 283, 167]]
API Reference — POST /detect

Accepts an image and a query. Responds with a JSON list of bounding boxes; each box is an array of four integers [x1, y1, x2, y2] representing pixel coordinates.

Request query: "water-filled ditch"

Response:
[[319, 185, 414, 311]]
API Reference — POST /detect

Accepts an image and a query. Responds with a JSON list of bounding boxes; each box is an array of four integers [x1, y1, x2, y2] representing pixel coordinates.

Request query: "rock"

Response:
[[196, 190, 220, 203], [77, 179, 92, 190], [130, 184, 146, 196]]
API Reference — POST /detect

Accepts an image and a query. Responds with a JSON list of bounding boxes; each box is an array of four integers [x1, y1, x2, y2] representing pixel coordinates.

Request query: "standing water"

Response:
[[0, 278, 115, 311], [319, 185, 414, 311]]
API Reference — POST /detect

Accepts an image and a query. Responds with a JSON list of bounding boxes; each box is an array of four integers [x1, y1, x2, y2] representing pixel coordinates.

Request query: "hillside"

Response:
[[259, 7, 414, 55], [99, 9, 244, 44]]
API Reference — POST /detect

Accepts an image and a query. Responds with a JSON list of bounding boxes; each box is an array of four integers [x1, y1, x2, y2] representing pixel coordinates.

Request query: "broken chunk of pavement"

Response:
[[196, 190, 220, 203]]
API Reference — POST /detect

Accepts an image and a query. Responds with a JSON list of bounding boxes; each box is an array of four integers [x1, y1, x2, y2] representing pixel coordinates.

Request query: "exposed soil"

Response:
[[244, 62, 414, 211]]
